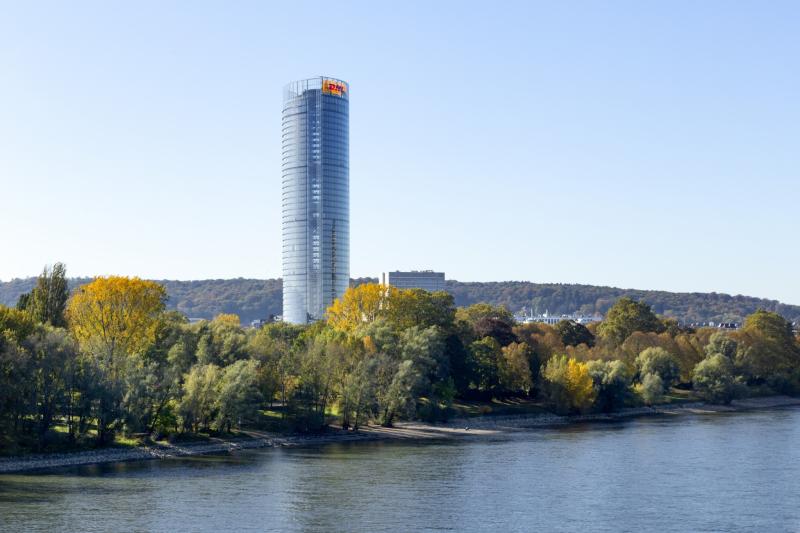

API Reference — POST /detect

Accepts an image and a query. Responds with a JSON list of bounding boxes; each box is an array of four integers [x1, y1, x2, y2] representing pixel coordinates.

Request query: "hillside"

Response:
[[2, 277, 798, 324]]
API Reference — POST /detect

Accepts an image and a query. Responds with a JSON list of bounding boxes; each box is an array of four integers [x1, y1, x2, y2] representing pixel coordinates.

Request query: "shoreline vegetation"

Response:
[[2, 396, 798, 474], [3, 265, 800, 472]]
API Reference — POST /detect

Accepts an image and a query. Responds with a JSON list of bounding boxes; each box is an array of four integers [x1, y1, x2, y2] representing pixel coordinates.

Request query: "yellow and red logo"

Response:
[[322, 79, 347, 97]]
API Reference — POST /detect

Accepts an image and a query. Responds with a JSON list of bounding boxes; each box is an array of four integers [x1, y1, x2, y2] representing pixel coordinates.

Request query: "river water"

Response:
[[2, 408, 799, 532]]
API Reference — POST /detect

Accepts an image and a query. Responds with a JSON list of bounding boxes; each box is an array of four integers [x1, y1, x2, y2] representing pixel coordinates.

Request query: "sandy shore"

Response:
[[2, 395, 798, 474]]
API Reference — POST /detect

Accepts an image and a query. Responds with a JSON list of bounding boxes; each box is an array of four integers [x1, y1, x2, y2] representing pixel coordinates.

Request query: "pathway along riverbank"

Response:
[[2, 396, 799, 474]]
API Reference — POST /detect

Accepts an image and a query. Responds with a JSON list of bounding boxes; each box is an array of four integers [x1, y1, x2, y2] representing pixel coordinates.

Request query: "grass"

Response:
[[0, 421, 102, 457], [661, 387, 696, 404], [450, 397, 550, 418]]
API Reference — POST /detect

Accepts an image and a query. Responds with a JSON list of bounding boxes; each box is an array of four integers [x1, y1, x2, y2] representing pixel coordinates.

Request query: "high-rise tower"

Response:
[[282, 77, 350, 324]]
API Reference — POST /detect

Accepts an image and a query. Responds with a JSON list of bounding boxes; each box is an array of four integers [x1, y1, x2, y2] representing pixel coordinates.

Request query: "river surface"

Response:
[[2, 408, 799, 532]]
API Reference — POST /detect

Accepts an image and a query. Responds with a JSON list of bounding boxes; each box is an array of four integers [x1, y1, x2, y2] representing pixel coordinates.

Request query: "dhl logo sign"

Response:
[[323, 79, 347, 97]]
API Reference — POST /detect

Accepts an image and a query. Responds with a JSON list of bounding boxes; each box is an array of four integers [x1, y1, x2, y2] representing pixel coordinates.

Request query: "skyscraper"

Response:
[[282, 77, 350, 324]]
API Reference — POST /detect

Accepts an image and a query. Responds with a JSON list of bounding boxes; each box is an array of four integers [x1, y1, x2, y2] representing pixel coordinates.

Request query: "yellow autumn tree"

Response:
[[326, 283, 388, 333], [213, 313, 241, 327], [542, 355, 596, 414], [67, 276, 167, 359]]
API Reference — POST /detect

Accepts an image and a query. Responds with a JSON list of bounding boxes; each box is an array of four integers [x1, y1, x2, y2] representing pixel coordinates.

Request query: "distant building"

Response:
[[514, 310, 602, 325], [250, 315, 282, 328], [686, 322, 741, 330], [383, 271, 446, 292]]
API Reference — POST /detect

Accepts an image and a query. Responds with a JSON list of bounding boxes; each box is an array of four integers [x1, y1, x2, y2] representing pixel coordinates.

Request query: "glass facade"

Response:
[[282, 77, 349, 324]]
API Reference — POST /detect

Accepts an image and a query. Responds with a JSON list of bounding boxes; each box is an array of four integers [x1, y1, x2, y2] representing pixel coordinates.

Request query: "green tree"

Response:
[[456, 303, 515, 326], [399, 326, 447, 382], [704, 332, 738, 359], [179, 364, 222, 432], [340, 355, 378, 430], [735, 310, 800, 389], [18, 263, 69, 327], [638, 373, 663, 405], [598, 297, 664, 347], [468, 337, 502, 392], [22, 327, 78, 448], [693, 354, 738, 404], [635, 347, 680, 391], [289, 336, 339, 431], [586, 359, 632, 412], [195, 316, 249, 366], [456, 303, 517, 347], [555, 320, 595, 347], [380, 359, 425, 426], [215, 359, 262, 432], [0, 305, 35, 342], [498, 342, 533, 394], [0, 317, 33, 438], [385, 289, 456, 331]]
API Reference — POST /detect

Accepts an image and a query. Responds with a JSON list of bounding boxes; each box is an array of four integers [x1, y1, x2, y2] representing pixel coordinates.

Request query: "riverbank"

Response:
[[2, 395, 799, 474]]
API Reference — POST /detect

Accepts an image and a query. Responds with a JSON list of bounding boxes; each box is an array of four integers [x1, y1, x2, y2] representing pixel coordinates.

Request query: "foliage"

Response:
[[692, 354, 738, 404], [3, 270, 800, 453], [456, 303, 516, 347], [468, 337, 502, 392], [598, 298, 665, 347], [455, 303, 515, 326], [514, 322, 564, 369], [17, 263, 69, 327], [705, 332, 738, 359], [541, 355, 596, 414], [179, 364, 222, 432], [498, 342, 533, 394], [215, 359, 262, 431], [638, 373, 664, 405], [735, 310, 800, 389], [384, 289, 456, 331], [555, 320, 595, 347], [4, 277, 800, 325], [635, 347, 680, 390], [326, 283, 387, 333], [0, 305, 35, 343], [67, 276, 167, 359], [586, 360, 632, 412]]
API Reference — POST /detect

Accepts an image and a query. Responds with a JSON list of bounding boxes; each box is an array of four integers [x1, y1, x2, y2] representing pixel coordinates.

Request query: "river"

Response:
[[2, 408, 799, 532]]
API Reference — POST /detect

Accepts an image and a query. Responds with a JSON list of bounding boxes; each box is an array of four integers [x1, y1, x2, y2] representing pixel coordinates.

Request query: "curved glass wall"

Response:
[[282, 77, 349, 323]]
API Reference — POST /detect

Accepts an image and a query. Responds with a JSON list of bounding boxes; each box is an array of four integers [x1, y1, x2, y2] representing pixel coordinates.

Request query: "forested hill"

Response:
[[1, 277, 798, 325]]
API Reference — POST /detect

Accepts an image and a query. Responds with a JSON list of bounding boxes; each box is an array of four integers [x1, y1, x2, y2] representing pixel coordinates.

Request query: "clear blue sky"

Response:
[[1, 1, 798, 304]]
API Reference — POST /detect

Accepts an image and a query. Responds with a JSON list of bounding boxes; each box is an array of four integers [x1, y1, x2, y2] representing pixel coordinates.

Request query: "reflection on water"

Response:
[[2, 409, 800, 532]]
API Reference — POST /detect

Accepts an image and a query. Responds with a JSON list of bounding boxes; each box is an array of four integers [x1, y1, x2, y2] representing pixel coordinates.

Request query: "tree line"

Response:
[[3, 277, 799, 325], [2, 264, 799, 454]]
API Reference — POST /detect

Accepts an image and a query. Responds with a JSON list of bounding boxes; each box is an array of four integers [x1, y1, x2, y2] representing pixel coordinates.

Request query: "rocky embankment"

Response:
[[0, 438, 275, 474], [2, 396, 799, 474], [443, 395, 800, 431]]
